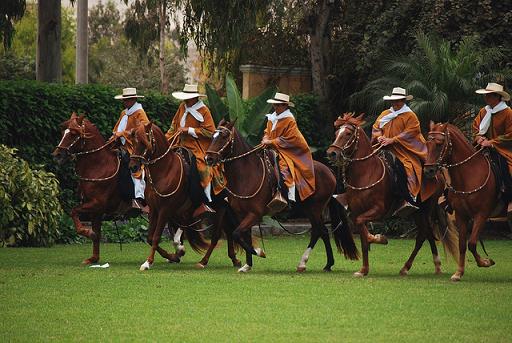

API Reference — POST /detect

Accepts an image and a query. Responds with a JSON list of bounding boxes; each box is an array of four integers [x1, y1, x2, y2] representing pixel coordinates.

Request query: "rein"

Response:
[[427, 127, 491, 194]]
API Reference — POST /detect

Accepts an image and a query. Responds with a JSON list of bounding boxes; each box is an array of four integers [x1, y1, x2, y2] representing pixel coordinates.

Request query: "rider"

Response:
[[261, 92, 315, 205], [472, 82, 512, 214], [165, 84, 224, 219], [372, 87, 427, 217], [112, 87, 150, 212]]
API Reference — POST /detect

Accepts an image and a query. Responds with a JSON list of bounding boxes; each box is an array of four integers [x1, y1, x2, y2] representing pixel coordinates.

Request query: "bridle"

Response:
[[56, 121, 120, 181], [329, 123, 386, 191], [130, 125, 184, 198], [206, 125, 268, 199], [426, 124, 490, 195]]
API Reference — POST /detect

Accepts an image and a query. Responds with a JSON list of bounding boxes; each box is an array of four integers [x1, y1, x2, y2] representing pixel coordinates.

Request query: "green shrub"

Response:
[[0, 145, 63, 247], [0, 80, 180, 210]]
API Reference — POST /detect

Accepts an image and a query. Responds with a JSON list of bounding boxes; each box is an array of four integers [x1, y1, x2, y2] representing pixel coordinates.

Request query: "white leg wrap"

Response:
[[254, 248, 264, 257], [238, 264, 252, 273]]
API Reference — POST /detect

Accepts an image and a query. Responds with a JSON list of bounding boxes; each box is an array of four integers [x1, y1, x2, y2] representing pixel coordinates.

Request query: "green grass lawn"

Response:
[[1, 237, 511, 342]]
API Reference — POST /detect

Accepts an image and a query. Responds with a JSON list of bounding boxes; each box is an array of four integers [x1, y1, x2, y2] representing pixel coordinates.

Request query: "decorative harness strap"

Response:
[[426, 127, 491, 195], [57, 123, 120, 182]]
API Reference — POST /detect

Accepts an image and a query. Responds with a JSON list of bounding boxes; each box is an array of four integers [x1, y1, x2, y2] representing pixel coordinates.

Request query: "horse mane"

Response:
[[334, 112, 366, 128], [440, 122, 475, 153], [220, 119, 253, 152]]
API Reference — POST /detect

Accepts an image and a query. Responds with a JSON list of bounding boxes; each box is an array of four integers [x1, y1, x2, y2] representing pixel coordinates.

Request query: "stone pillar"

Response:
[[239, 65, 312, 99]]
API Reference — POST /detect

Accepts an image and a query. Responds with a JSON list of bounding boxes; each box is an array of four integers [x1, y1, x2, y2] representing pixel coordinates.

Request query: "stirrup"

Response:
[[266, 191, 288, 216]]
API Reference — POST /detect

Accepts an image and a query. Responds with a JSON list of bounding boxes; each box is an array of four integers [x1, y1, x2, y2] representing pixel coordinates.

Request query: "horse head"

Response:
[[129, 122, 155, 173], [53, 112, 87, 164], [424, 121, 450, 178], [205, 119, 235, 166], [326, 112, 365, 164]]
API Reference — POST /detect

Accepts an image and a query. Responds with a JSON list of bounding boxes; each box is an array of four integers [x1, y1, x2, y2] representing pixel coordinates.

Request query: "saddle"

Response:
[[379, 150, 415, 204], [486, 149, 512, 202], [172, 146, 208, 207]]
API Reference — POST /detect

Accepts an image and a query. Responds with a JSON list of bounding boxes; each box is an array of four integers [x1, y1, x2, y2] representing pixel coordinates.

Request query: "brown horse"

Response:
[[129, 122, 242, 270], [204, 119, 359, 273], [52, 113, 137, 264], [326, 113, 458, 277], [425, 122, 500, 281]]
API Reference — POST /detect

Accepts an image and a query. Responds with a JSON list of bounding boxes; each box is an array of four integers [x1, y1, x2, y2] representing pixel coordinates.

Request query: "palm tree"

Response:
[[206, 73, 277, 146], [350, 32, 512, 129]]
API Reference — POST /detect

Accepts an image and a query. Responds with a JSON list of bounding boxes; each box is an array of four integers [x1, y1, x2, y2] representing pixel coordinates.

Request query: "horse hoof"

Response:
[[399, 268, 408, 276], [232, 260, 242, 268], [374, 234, 388, 245], [195, 263, 206, 269], [353, 271, 366, 278], [82, 258, 98, 265], [450, 274, 461, 282], [238, 264, 252, 273], [166, 257, 180, 264], [323, 266, 332, 272], [434, 269, 442, 275], [177, 245, 186, 256], [254, 248, 266, 258], [296, 266, 306, 273], [140, 261, 152, 271]]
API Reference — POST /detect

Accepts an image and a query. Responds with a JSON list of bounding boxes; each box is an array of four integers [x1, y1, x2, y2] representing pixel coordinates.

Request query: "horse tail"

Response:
[[329, 197, 359, 260], [436, 209, 459, 263], [183, 228, 209, 254]]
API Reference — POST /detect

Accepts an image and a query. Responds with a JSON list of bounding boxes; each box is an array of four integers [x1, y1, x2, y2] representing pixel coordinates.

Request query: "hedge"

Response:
[[0, 81, 322, 212]]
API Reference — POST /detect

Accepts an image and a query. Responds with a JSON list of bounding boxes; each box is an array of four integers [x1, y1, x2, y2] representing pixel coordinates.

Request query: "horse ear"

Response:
[[70, 112, 77, 119], [429, 120, 435, 131], [144, 121, 152, 131], [129, 128, 136, 138], [77, 114, 85, 125]]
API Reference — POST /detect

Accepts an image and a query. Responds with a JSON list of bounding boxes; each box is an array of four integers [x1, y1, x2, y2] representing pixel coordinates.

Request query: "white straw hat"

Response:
[[266, 92, 295, 107], [383, 87, 413, 101], [172, 84, 206, 100], [475, 83, 510, 101], [114, 87, 144, 100]]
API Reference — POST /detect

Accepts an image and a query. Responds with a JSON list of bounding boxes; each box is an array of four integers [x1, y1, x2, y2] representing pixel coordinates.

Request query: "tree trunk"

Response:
[[37, 0, 61, 83], [76, 0, 88, 84], [158, 0, 168, 94], [309, 0, 332, 104]]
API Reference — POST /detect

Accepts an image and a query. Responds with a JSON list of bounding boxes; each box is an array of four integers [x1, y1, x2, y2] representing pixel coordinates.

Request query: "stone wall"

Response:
[[239, 64, 312, 99]]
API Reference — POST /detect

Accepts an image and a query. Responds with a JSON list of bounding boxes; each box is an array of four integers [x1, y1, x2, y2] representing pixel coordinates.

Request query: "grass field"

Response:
[[1, 237, 511, 342]]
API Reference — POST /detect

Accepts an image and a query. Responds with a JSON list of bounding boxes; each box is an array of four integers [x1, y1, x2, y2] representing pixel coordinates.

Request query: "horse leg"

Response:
[[297, 226, 320, 273], [226, 229, 241, 267], [451, 213, 469, 281], [399, 217, 426, 276], [468, 215, 495, 268], [141, 211, 163, 270], [232, 213, 261, 273], [320, 222, 335, 272], [354, 223, 370, 277], [172, 228, 186, 258], [70, 203, 99, 240], [82, 218, 102, 265], [196, 225, 220, 269]]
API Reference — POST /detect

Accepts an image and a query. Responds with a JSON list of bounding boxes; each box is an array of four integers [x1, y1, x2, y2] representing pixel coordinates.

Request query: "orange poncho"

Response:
[[372, 108, 427, 198], [472, 106, 512, 173], [165, 102, 225, 194], [264, 114, 315, 201], [113, 107, 149, 179]]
